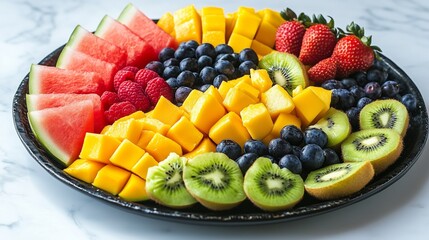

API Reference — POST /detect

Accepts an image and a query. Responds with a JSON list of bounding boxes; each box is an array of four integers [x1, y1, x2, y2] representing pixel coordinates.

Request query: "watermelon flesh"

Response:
[[118, 4, 178, 55], [29, 64, 106, 95], [28, 100, 94, 166], [56, 46, 118, 91], [95, 15, 157, 68], [66, 25, 127, 68], [26, 93, 105, 133]]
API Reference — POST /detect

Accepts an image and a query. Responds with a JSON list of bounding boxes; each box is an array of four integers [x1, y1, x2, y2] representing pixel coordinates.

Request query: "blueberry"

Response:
[[366, 68, 384, 83], [291, 145, 302, 157], [193, 72, 202, 85], [185, 40, 199, 50], [341, 78, 358, 89], [351, 71, 368, 87], [145, 61, 164, 76], [219, 54, 239, 67], [364, 82, 382, 99], [236, 153, 258, 174], [174, 86, 192, 103], [215, 53, 226, 62], [215, 60, 235, 76], [198, 84, 212, 92], [197, 55, 213, 70], [244, 140, 268, 156], [199, 66, 217, 85], [176, 70, 196, 87], [350, 85, 366, 100], [238, 61, 257, 75], [381, 80, 400, 97], [158, 47, 175, 62], [165, 77, 179, 89], [180, 58, 198, 72], [163, 66, 180, 79], [356, 97, 373, 109], [372, 58, 387, 71], [280, 125, 304, 146], [321, 79, 344, 90], [401, 93, 418, 113], [195, 43, 216, 59], [346, 107, 361, 131], [232, 53, 241, 66], [174, 47, 195, 60], [278, 154, 302, 174], [330, 92, 340, 107], [323, 148, 341, 166], [216, 140, 242, 160], [163, 58, 179, 67], [304, 128, 328, 148], [268, 138, 292, 159], [262, 155, 277, 164], [215, 44, 234, 55], [332, 89, 355, 110], [300, 144, 325, 170], [213, 74, 228, 88], [239, 48, 259, 65]]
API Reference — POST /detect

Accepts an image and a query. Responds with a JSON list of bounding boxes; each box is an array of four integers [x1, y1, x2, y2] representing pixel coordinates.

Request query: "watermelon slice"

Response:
[[56, 46, 118, 91], [29, 64, 106, 95], [26, 93, 106, 133], [66, 25, 127, 68], [94, 15, 157, 68], [28, 100, 95, 166], [118, 4, 178, 55]]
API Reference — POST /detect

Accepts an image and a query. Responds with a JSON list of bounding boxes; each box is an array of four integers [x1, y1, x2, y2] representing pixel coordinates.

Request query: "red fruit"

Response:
[[275, 21, 306, 57], [299, 24, 337, 66], [145, 77, 174, 105], [134, 68, 159, 90], [307, 57, 338, 83], [113, 69, 135, 91], [104, 101, 136, 124], [117, 81, 151, 112], [100, 91, 120, 110], [121, 66, 140, 73]]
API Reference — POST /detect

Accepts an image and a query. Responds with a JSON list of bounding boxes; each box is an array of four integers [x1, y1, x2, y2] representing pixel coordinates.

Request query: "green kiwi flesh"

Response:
[[304, 161, 375, 200], [243, 157, 304, 211], [360, 99, 409, 137], [310, 108, 351, 148], [182, 152, 246, 211], [145, 153, 197, 209], [258, 51, 309, 95], [341, 128, 403, 174]]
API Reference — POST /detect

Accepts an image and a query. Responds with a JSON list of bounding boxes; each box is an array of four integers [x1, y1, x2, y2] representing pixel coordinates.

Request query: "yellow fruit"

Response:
[[131, 152, 158, 179], [261, 84, 295, 119], [240, 103, 273, 140], [116, 111, 145, 122], [308, 86, 332, 120], [79, 133, 121, 164], [293, 87, 326, 127], [254, 9, 285, 48], [225, 12, 237, 42], [251, 40, 274, 57], [183, 138, 216, 159], [201, 7, 225, 46], [167, 116, 204, 152], [235, 80, 260, 101], [173, 5, 202, 43], [181, 89, 204, 114], [93, 164, 131, 195], [270, 113, 302, 139], [136, 130, 156, 150], [209, 111, 251, 146], [145, 132, 183, 162], [64, 159, 105, 184], [157, 12, 176, 38], [190, 94, 226, 134], [223, 87, 258, 114], [227, 9, 261, 52], [150, 96, 184, 126], [204, 85, 223, 104], [118, 174, 149, 202], [109, 139, 146, 171], [137, 118, 170, 135], [218, 81, 234, 99], [250, 69, 273, 92], [104, 118, 143, 144]]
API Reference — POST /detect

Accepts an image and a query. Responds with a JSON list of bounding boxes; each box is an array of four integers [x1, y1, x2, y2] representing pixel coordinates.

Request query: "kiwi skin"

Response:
[[304, 161, 375, 200]]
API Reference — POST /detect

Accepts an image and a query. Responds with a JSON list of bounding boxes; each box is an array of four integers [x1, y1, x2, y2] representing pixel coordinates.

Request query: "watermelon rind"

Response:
[[117, 3, 135, 24]]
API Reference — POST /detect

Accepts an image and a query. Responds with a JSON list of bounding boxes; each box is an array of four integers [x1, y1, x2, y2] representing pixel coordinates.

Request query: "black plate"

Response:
[[12, 45, 429, 225]]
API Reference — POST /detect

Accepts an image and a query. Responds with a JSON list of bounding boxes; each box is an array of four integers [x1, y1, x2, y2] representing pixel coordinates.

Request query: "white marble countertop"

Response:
[[2, 0, 429, 239]]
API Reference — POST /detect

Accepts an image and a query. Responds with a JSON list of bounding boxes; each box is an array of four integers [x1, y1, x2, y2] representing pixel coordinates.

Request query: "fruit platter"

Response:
[[12, 4, 428, 225]]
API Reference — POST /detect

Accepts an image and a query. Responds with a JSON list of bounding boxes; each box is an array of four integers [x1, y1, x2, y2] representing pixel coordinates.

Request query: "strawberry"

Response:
[[332, 22, 381, 78], [299, 16, 337, 66], [145, 77, 174, 105], [307, 57, 337, 83], [275, 8, 310, 56]]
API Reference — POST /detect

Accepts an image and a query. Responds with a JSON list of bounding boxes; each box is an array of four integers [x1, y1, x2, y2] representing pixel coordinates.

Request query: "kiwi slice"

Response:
[[304, 161, 375, 200], [243, 157, 304, 211], [182, 152, 246, 211], [310, 108, 352, 148], [145, 153, 197, 209], [258, 51, 309, 95], [341, 128, 403, 174], [360, 99, 409, 137]]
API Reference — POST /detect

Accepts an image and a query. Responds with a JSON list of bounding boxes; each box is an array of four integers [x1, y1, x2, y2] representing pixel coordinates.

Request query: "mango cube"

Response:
[[167, 116, 204, 152], [137, 118, 170, 135], [254, 9, 285, 47], [227, 33, 252, 53], [79, 133, 121, 164], [261, 84, 295, 119], [209, 112, 251, 146], [204, 85, 223, 104], [93, 164, 131, 195], [145, 132, 183, 162], [173, 5, 202, 44], [250, 69, 273, 92], [181, 89, 203, 114], [150, 96, 183, 126], [136, 130, 156, 150], [109, 139, 146, 171], [118, 174, 149, 202], [225, 12, 237, 42], [157, 12, 176, 37], [235, 80, 260, 101], [223, 87, 258, 114], [183, 138, 216, 159], [293, 87, 326, 126], [240, 103, 273, 140], [251, 40, 274, 57], [116, 111, 145, 122], [308, 86, 332, 120], [64, 159, 105, 184], [271, 113, 302, 139], [131, 152, 158, 179], [190, 94, 226, 134], [228, 75, 252, 86], [218, 81, 234, 99], [232, 10, 261, 40], [104, 118, 143, 144], [201, 7, 225, 46]]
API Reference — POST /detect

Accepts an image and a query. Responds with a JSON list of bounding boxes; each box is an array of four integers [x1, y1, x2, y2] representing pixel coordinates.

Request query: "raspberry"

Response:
[[117, 81, 151, 112], [104, 101, 136, 124], [113, 70, 135, 91], [100, 91, 120, 110], [120, 66, 140, 73], [145, 77, 174, 105], [134, 68, 159, 90]]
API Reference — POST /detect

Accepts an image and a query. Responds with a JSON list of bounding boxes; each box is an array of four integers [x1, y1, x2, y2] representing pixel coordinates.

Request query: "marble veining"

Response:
[[1, 0, 429, 239]]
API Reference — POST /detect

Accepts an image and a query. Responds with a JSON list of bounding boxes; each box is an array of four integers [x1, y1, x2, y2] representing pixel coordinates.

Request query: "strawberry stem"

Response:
[[338, 22, 382, 56]]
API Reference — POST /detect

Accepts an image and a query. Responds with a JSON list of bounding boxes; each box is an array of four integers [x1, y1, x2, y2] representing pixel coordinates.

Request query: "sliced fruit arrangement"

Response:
[[25, 3, 422, 212]]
